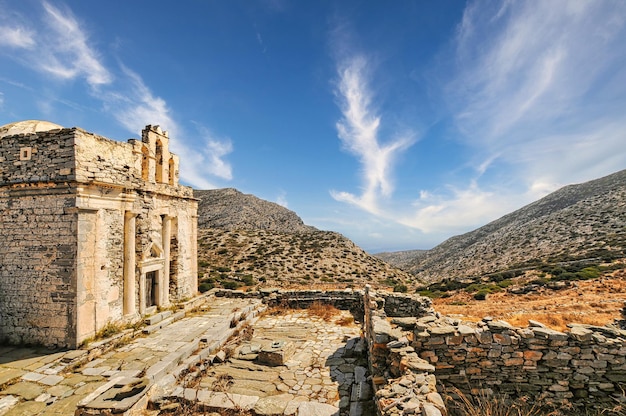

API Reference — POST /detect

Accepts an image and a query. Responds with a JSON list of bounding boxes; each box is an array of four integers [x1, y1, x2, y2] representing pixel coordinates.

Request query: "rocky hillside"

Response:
[[194, 188, 316, 232], [194, 189, 417, 291], [375, 249, 426, 271], [396, 168, 626, 282]]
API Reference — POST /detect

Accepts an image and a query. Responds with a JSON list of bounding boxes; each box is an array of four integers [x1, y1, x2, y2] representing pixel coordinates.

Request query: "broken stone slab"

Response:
[[0, 395, 19, 414], [486, 320, 514, 332], [77, 377, 150, 413], [569, 325, 593, 342], [532, 327, 568, 341], [429, 325, 456, 335], [253, 393, 295, 415], [400, 356, 436, 373], [196, 390, 259, 411], [457, 324, 475, 335], [290, 401, 339, 416], [391, 317, 418, 329], [387, 337, 409, 349], [258, 340, 296, 366]]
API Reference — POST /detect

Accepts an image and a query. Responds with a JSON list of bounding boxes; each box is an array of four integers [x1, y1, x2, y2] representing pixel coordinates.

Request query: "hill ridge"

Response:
[[381, 168, 626, 282]]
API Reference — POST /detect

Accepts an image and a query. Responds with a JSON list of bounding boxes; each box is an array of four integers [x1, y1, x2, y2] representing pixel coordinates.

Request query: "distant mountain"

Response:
[[193, 188, 417, 290], [387, 169, 626, 283], [375, 249, 427, 270]]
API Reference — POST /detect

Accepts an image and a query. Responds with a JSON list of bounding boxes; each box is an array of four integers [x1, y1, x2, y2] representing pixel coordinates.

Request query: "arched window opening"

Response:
[[155, 140, 164, 183], [141, 145, 150, 181], [168, 158, 175, 185]]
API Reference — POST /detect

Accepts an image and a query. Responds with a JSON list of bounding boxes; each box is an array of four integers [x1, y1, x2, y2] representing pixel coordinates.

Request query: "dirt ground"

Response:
[[432, 270, 626, 331]]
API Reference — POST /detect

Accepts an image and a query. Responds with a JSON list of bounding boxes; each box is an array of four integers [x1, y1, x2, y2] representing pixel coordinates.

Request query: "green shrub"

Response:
[[418, 290, 446, 299], [496, 279, 513, 288], [199, 282, 214, 293], [393, 284, 408, 293], [222, 281, 240, 290], [474, 290, 489, 300]]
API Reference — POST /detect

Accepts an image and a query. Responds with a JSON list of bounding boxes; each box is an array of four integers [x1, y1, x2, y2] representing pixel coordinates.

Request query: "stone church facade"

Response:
[[0, 121, 198, 348]]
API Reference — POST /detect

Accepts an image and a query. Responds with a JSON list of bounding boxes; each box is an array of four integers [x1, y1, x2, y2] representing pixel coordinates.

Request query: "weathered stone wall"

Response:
[[413, 316, 626, 410], [0, 129, 75, 184], [364, 288, 626, 414], [0, 191, 78, 347]]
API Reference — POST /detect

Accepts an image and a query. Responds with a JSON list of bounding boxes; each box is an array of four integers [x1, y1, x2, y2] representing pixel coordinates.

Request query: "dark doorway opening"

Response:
[[146, 271, 157, 307]]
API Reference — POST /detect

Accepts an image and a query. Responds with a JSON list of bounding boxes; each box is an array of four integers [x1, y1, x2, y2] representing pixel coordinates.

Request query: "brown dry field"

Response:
[[432, 270, 626, 331]]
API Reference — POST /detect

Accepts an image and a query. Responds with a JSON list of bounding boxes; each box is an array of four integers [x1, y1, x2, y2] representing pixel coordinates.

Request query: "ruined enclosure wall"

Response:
[[0, 191, 77, 348], [0, 129, 76, 183], [413, 317, 626, 409], [365, 289, 626, 413]]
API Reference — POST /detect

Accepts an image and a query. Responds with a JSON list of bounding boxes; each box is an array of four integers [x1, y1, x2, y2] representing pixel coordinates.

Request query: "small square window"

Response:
[[20, 147, 32, 161]]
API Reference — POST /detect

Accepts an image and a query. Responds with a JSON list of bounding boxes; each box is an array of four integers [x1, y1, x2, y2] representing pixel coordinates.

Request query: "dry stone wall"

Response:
[[412, 316, 626, 410]]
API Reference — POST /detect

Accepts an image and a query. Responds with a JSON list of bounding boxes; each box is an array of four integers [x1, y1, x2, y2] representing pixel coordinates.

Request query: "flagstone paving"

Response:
[[159, 309, 377, 415], [0, 296, 262, 416]]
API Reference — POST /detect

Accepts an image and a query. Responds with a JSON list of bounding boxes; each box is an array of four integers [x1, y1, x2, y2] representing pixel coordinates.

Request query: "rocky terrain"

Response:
[[194, 189, 417, 291], [195, 188, 316, 233], [381, 168, 626, 282]]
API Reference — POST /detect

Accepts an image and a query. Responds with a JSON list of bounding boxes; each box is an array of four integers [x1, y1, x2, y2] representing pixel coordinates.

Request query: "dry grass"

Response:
[[335, 315, 355, 326], [433, 272, 626, 331], [445, 388, 546, 416], [306, 301, 342, 322]]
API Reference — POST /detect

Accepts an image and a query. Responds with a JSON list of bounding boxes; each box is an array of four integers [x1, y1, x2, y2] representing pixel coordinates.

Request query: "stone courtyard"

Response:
[[176, 309, 376, 415]]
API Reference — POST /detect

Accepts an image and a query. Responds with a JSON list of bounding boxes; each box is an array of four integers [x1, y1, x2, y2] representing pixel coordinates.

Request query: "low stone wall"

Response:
[[413, 316, 626, 410], [215, 288, 365, 318]]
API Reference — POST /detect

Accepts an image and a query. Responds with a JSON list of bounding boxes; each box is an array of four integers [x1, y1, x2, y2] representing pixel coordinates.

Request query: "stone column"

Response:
[[161, 215, 172, 306], [191, 214, 198, 295], [123, 212, 137, 316]]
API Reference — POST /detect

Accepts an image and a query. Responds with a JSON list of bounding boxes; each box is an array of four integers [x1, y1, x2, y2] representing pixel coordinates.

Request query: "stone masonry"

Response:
[[0, 120, 198, 348]]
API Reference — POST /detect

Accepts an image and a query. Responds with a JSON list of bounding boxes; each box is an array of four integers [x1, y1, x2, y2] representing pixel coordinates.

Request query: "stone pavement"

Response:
[[0, 296, 262, 416], [155, 309, 376, 415]]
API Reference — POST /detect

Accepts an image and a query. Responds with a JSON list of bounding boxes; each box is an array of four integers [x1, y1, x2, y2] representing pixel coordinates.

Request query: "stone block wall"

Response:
[[412, 316, 626, 410], [0, 129, 75, 184], [0, 191, 78, 347], [74, 129, 138, 187]]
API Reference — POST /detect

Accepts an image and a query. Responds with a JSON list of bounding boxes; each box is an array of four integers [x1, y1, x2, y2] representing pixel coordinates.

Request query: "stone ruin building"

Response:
[[0, 120, 198, 349]]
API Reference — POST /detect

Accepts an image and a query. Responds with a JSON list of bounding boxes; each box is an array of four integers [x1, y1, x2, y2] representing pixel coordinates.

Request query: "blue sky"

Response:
[[1, 1, 625, 253]]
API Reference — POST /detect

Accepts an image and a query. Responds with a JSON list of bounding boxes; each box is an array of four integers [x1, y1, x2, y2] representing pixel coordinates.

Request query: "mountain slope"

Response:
[[194, 188, 417, 290], [194, 188, 315, 233], [403, 168, 626, 282]]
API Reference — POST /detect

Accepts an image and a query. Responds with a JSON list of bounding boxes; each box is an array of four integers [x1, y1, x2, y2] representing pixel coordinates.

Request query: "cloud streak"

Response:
[[0, 1, 233, 190], [331, 55, 415, 215], [402, 0, 626, 238]]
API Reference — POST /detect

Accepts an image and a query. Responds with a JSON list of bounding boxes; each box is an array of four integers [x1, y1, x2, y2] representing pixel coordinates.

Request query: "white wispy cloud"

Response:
[[39, 2, 111, 87], [0, 25, 35, 48], [331, 55, 415, 215], [403, 0, 626, 239], [0, 1, 233, 190]]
